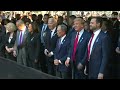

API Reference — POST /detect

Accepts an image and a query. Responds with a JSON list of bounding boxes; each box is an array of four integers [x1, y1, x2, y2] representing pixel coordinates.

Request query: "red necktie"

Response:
[[72, 32, 79, 62], [87, 33, 94, 61]]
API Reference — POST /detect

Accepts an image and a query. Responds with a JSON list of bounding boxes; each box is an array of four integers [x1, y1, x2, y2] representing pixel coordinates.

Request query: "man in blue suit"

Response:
[[65, 18, 91, 79], [54, 24, 70, 79], [78, 17, 111, 79]]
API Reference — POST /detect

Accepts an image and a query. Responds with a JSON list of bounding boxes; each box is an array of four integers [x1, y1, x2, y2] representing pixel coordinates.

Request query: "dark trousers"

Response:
[[39, 45, 47, 73], [27, 58, 39, 70], [71, 61, 86, 79], [46, 57, 55, 76], [56, 70, 68, 79], [39, 52, 47, 73]]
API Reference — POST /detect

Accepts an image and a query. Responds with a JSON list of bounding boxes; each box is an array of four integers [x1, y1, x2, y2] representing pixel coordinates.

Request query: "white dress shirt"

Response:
[[77, 29, 84, 43], [51, 27, 56, 38], [60, 34, 66, 44], [89, 29, 101, 55], [8, 36, 13, 43]]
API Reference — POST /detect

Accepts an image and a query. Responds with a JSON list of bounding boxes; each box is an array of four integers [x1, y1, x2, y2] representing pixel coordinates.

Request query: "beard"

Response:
[[90, 26, 96, 31]]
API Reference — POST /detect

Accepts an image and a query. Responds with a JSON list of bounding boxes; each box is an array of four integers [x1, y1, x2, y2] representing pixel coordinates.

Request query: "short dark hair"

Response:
[[58, 16, 63, 20], [44, 14, 49, 17], [69, 15, 76, 20], [112, 12, 118, 16], [38, 14, 43, 20], [29, 22, 39, 33], [92, 17, 103, 27]]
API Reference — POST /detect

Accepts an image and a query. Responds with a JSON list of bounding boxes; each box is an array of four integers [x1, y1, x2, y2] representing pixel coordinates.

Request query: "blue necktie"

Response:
[[58, 38, 61, 50]]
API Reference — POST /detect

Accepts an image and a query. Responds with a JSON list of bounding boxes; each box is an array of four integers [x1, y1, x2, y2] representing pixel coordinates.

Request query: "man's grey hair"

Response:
[[58, 24, 67, 33], [6, 22, 16, 32], [16, 20, 24, 27]]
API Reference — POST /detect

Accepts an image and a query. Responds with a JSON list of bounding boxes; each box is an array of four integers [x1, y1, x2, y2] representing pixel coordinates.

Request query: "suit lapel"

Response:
[[59, 36, 67, 51], [76, 30, 85, 50], [91, 31, 102, 55], [22, 27, 28, 43]]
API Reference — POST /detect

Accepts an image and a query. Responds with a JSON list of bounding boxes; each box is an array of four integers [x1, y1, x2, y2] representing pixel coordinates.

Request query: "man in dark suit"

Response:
[[54, 24, 70, 79], [44, 18, 58, 76], [65, 18, 91, 79], [39, 14, 49, 73], [78, 17, 111, 79], [13, 20, 29, 66]]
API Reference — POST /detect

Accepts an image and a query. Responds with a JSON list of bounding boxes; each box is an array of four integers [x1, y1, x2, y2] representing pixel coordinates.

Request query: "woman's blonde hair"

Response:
[[6, 22, 16, 32]]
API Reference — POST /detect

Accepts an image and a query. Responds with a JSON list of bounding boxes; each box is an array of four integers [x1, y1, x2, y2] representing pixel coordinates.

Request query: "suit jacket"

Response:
[[54, 36, 70, 72], [14, 26, 29, 54], [39, 24, 50, 51], [44, 28, 58, 54], [26, 32, 40, 61], [67, 27, 75, 40], [68, 30, 91, 65], [81, 30, 111, 79], [5, 32, 16, 48], [118, 34, 120, 48]]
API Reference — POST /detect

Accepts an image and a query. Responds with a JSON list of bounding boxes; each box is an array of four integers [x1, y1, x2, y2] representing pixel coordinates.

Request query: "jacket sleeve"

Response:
[[99, 35, 111, 74]]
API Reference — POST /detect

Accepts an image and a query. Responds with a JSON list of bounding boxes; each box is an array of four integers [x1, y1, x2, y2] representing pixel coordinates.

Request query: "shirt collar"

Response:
[[93, 29, 101, 35], [78, 29, 84, 35], [51, 27, 56, 33], [61, 34, 66, 42]]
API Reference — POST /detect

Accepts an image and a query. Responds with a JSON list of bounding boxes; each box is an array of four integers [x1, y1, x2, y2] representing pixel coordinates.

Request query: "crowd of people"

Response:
[[0, 11, 120, 79]]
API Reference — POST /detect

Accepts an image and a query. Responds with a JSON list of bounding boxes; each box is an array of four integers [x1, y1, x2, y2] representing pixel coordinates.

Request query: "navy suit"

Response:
[[54, 36, 70, 79], [68, 30, 91, 79], [67, 27, 75, 40], [44, 29, 58, 54], [81, 30, 111, 79], [44, 28, 58, 75], [54, 36, 70, 78]]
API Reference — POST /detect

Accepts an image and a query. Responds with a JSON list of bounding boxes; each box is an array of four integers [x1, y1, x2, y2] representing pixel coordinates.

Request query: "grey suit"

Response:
[[14, 27, 29, 66]]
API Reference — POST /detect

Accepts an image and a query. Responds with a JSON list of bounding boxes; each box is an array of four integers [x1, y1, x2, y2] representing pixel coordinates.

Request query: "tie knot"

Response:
[[77, 32, 79, 35], [92, 33, 94, 37]]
